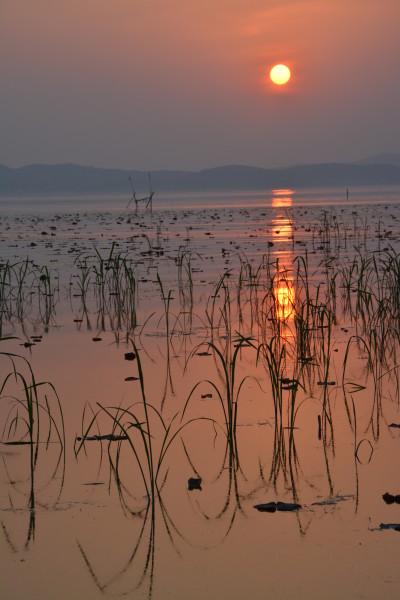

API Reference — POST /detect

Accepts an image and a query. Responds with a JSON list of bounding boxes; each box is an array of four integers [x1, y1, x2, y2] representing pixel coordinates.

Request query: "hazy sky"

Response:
[[1, 0, 399, 171]]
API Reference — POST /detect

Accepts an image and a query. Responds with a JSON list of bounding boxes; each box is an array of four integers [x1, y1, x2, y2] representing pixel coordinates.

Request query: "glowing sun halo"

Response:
[[270, 64, 291, 85]]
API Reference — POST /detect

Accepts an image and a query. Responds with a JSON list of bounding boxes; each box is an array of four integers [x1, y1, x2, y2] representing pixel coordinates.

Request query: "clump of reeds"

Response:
[[1, 337, 65, 451], [0, 259, 59, 333], [184, 335, 256, 466], [75, 341, 199, 506], [72, 243, 138, 334]]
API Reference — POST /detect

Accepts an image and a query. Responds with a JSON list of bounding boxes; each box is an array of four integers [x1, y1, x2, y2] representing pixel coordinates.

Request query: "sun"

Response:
[[270, 64, 291, 86]]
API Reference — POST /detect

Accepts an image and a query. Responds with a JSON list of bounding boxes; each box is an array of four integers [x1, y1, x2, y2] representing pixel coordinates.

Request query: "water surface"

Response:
[[1, 187, 400, 599]]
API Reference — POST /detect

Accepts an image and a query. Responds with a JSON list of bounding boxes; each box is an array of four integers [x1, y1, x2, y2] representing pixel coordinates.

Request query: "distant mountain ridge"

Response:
[[1, 154, 400, 196], [356, 153, 400, 167]]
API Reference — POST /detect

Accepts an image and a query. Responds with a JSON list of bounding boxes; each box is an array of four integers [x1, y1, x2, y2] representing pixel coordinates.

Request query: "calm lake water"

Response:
[[1, 186, 400, 599], [1, 184, 400, 212]]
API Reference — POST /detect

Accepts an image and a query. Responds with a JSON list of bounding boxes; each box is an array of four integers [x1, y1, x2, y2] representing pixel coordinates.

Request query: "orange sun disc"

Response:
[[270, 64, 291, 85]]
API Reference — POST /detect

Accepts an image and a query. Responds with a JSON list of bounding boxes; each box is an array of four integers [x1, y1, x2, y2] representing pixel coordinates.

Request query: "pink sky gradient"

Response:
[[1, 0, 399, 170]]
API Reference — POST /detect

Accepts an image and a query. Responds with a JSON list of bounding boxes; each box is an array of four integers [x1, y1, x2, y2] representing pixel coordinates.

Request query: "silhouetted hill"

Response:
[[1, 159, 400, 196], [356, 153, 400, 167]]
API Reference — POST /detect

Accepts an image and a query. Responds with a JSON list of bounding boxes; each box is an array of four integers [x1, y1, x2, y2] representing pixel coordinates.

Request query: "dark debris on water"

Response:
[[76, 434, 128, 441], [378, 523, 400, 531], [254, 501, 302, 513], [382, 492, 400, 504], [188, 477, 202, 491]]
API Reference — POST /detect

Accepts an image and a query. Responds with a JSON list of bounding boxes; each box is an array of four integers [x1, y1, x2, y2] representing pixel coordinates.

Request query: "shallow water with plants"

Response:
[[1, 187, 400, 599]]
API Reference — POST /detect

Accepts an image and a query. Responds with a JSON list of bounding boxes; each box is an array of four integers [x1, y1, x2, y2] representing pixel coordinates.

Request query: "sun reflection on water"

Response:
[[271, 189, 296, 323], [275, 276, 295, 322], [271, 189, 294, 208]]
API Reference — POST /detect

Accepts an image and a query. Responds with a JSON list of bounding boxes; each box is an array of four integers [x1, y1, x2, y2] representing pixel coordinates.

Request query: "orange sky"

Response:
[[1, 0, 399, 169]]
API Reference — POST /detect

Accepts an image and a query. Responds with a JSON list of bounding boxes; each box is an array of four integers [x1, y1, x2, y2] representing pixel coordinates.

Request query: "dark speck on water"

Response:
[[188, 477, 202, 491], [254, 501, 302, 512], [382, 492, 400, 504]]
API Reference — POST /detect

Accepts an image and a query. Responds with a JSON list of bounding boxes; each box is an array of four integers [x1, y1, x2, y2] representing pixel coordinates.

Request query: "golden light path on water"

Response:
[[271, 190, 295, 323]]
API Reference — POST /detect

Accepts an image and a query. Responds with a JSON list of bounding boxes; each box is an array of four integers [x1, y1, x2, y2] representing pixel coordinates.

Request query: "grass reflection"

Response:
[[0, 337, 65, 551]]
